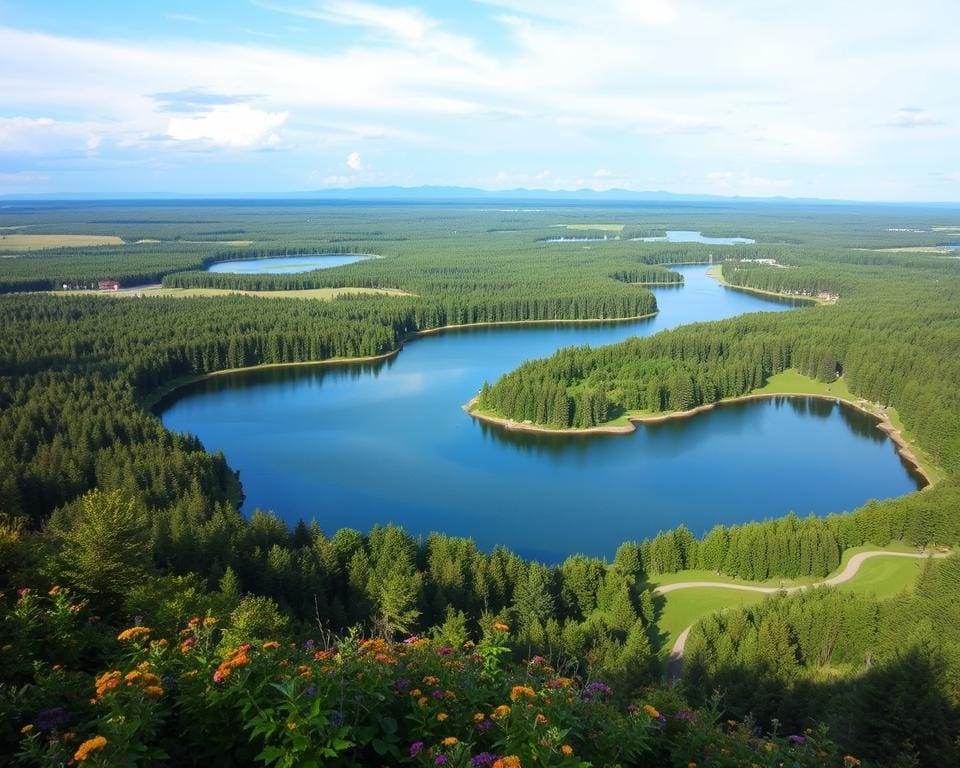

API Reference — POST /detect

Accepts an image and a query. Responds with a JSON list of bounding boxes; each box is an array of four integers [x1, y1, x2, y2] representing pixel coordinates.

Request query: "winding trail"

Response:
[[662, 550, 947, 680]]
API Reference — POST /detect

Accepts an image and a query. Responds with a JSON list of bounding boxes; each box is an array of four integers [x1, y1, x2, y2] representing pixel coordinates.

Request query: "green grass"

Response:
[[752, 369, 855, 400], [653, 544, 930, 656], [78, 286, 413, 300], [565, 223, 625, 232]]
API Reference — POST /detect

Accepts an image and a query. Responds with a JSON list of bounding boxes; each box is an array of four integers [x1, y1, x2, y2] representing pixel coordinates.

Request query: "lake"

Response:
[[159, 265, 921, 561], [209, 254, 371, 273], [634, 230, 756, 244]]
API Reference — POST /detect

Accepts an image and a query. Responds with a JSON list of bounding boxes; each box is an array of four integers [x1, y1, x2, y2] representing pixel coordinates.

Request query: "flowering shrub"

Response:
[[5, 587, 861, 767]]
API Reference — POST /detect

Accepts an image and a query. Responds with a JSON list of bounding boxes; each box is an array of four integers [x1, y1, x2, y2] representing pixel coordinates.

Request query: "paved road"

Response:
[[663, 550, 947, 680]]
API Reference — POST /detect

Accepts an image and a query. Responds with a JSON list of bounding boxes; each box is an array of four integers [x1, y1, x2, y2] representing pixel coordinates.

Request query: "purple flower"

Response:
[[133, 615, 143, 626], [789, 735, 806, 745], [435, 756, 448, 766], [304, 686, 317, 699], [304, 639, 315, 649], [471, 753, 497, 766], [476, 720, 493, 733], [627, 703, 638, 714], [658, 714, 667, 723], [16, 588, 30, 598], [674, 709, 695, 721], [404, 635, 420, 645], [437, 646, 453, 656], [432, 689, 445, 699], [36, 707, 72, 732], [396, 679, 410, 690], [582, 681, 612, 700], [410, 741, 425, 757]]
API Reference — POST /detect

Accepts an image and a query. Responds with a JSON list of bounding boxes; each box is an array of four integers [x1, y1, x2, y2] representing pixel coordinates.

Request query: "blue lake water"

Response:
[[634, 230, 756, 244], [160, 265, 921, 561], [209, 254, 370, 274]]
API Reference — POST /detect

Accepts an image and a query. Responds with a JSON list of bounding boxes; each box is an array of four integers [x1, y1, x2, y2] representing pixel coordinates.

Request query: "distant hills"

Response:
[[3, 185, 959, 207]]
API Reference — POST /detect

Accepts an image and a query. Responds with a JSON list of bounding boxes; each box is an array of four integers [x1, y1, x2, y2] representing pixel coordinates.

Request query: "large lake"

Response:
[[160, 265, 921, 561], [209, 254, 370, 274]]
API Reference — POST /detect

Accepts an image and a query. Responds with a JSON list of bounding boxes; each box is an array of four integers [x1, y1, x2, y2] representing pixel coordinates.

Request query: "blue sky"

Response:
[[1, 0, 958, 200]]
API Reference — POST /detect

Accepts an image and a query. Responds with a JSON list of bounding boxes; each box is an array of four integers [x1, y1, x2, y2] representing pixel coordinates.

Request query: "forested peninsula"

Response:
[[3, 203, 960, 767]]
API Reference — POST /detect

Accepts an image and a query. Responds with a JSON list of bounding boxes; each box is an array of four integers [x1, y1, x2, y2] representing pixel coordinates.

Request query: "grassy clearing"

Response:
[[752, 369, 854, 399], [653, 545, 930, 656], [565, 224, 625, 232], [90, 286, 413, 300], [0, 234, 125, 250], [871, 246, 958, 253]]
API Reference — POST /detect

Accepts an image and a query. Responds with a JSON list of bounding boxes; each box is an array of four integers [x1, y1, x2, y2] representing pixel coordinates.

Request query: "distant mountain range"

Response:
[[2, 186, 958, 206]]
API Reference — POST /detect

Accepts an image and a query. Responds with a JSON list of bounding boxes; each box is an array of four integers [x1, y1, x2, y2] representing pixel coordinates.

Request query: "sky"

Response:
[[0, 0, 958, 201]]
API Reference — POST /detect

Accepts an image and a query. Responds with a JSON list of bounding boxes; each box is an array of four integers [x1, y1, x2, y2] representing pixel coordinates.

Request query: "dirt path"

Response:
[[663, 550, 947, 679]]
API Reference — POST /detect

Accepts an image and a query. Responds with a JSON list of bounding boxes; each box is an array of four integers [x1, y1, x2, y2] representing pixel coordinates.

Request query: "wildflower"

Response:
[[688, 764, 697, 768], [477, 720, 493, 733], [49, 585, 62, 596], [36, 706, 72, 731], [492, 757, 521, 768], [404, 635, 420, 644], [410, 741, 425, 756], [510, 685, 536, 701], [433, 690, 445, 700], [471, 753, 497, 766], [493, 622, 510, 632], [474, 712, 486, 722], [530, 655, 545, 665], [491, 704, 511, 719], [626, 703, 638, 714], [286, 722, 296, 730], [331, 711, 345, 726], [263, 641, 280, 650], [144, 686, 164, 698], [560, 745, 573, 756], [437, 646, 454, 656], [74, 735, 107, 762], [410, 689, 422, 697], [116, 626, 151, 642], [643, 704, 660, 719], [423, 676, 440, 685], [436, 757, 448, 766], [203, 617, 217, 627], [442, 737, 459, 746], [437, 712, 448, 722], [16, 588, 30, 598], [788, 735, 806, 745], [20, 724, 34, 734], [843, 758, 861, 767], [536, 713, 548, 725], [396, 679, 410, 690], [675, 710, 695, 722]]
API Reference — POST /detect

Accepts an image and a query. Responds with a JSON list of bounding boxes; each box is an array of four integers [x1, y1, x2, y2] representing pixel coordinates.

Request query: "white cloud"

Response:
[[890, 107, 944, 128], [0, 116, 102, 155], [346, 151, 363, 170], [166, 104, 288, 148]]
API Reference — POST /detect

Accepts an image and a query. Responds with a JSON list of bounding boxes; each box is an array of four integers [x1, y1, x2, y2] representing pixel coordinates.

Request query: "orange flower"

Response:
[[436, 712, 448, 722], [493, 622, 510, 632], [643, 704, 660, 719], [263, 640, 280, 650], [491, 704, 512, 719], [20, 724, 34, 734], [843, 758, 861, 767], [144, 685, 164, 698], [492, 757, 521, 768], [536, 713, 548, 725], [473, 712, 486, 722], [510, 685, 536, 701], [423, 675, 440, 685], [561, 745, 573, 756], [442, 736, 458, 746], [74, 735, 107, 762], [116, 626, 151, 642]]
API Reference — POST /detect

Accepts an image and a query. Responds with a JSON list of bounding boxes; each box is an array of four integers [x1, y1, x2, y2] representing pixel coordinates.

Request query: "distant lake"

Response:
[[209, 254, 371, 274], [633, 230, 756, 244], [160, 265, 920, 562]]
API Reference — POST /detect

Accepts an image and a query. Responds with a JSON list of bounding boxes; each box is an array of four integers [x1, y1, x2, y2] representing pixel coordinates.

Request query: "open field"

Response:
[[0, 234, 125, 250], [869, 246, 958, 253], [84, 286, 414, 300], [564, 223, 625, 232]]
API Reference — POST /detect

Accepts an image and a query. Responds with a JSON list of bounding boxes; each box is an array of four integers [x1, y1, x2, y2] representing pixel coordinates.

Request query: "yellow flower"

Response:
[[491, 704, 512, 719], [144, 685, 164, 698], [116, 626, 151, 642], [286, 722, 297, 730], [561, 744, 573, 756], [442, 737, 458, 746], [74, 735, 107, 762], [643, 704, 660, 719], [423, 675, 440, 685], [436, 712, 448, 722], [263, 640, 280, 650], [20, 724, 34, 734], [688, 763, 697, 768], [473, 712, 486, 722]]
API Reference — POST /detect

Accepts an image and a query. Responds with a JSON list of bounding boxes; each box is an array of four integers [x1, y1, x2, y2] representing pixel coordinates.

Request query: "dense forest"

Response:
[[2, 202, 960, 766]]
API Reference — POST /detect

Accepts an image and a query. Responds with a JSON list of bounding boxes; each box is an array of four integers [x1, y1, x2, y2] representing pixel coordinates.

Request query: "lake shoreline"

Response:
[[464, 392, 934, 487], [144, 310, 659, 410], [705, 264, 828, 305]]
